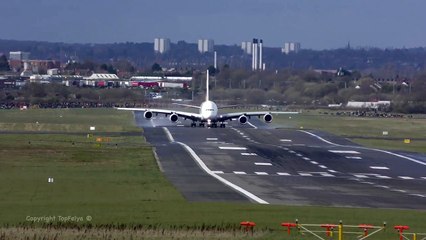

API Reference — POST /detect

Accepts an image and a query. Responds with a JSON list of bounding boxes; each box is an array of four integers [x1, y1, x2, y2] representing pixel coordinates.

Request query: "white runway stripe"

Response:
[[329, 150, 361, 154], [398, 176, 414, 180], [219, 146, 247, 150], [299, 173, 312, 176], [241, 153, 257, 156], [370, 166, 390, 170], [410, 194, 426, 198], [280, 139, 292, 142], [354, 174, 369, 178], [206, 138, 218, 141], [345, 156, 362, 159], [254, 162, 272, 166], [321, 173, 335, 177], [303, 157, 311, 160], [255, 172, 269, 175], [422, 177, 426, 180], [376, 175, 391, 179], [310, 161, 318, 165], [319, 165, 327, 169], [211, 171, 224, 174], [233, 171, 247, 175], [277, 172, 291, 176]]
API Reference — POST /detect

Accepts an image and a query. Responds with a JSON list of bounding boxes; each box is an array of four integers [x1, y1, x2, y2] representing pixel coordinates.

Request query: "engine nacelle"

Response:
[[238, 115, 248, 124], [263, 113, 273, 123], [169, 113, 178, 122], [144, 111, 153, 119]]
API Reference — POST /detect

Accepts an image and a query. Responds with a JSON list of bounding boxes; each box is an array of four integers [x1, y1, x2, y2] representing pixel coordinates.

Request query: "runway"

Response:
[[135, 112, 426, 209]]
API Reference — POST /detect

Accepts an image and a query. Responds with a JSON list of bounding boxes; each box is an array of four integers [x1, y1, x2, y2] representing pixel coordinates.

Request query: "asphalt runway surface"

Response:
[[134, 112, 426, 209]]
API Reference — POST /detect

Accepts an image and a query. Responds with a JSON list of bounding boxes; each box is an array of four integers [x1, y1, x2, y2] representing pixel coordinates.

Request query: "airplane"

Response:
[[117, 70, 298, 128]]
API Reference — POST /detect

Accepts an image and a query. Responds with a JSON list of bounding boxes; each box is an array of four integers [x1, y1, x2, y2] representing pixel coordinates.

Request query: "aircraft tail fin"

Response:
[[206, 69, 210, 102]]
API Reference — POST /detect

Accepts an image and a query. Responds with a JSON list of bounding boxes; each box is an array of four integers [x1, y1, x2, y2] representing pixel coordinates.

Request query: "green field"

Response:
[[0, 108, 425, 239]]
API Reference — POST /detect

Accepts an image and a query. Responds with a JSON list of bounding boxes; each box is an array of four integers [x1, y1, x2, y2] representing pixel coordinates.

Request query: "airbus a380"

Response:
[[117, 70, 298, 128]]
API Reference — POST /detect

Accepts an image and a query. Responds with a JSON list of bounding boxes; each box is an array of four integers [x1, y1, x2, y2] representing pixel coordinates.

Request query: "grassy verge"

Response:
[[0, 109, 425, 239]]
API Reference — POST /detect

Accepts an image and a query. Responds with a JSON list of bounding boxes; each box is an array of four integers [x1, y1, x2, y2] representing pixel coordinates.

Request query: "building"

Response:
[[241, 41, 252, 54], [9, 51, 30, 61], [154, 38, 171, 54], [282, 42, 301, 54], [198, 39, 214, 53]]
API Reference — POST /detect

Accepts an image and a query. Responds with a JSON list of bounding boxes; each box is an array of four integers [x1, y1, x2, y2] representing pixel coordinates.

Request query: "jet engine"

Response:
[[169, 113, 178, 122], [263, 113, 273, 123], [144, 111, 153, 119], [238, 115, 248, 124]]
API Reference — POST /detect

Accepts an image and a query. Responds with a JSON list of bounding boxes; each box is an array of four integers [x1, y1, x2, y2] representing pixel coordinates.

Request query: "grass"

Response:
[[0, 108, 425, 239]]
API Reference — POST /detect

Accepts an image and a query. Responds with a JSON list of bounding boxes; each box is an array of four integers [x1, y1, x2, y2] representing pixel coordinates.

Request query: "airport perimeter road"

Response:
[[135, 113, 426, 209]]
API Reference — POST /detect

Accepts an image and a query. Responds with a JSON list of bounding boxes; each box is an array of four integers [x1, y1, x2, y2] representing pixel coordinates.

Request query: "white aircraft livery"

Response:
[[117, 70, 298, 128]]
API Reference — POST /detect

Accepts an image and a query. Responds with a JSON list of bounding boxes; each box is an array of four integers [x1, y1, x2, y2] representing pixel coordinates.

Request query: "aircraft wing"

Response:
[[216, 111, 299, 121], [116, 107, 202, 121]]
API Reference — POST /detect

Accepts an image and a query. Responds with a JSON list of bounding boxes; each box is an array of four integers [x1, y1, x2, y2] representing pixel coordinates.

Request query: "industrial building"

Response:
[[154, 38, 171, 54]]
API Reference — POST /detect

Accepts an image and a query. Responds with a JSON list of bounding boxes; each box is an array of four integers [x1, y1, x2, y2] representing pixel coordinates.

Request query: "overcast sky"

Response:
[[2, 0, 426, 49]]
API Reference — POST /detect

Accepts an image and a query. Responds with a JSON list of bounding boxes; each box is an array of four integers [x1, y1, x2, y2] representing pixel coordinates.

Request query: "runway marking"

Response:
[[255, 172, 269, 175], [280, 139, 292, 142], [392, 189, 407, 193], [293, 144, 306, 146], [175, 141, 268, 204], [345, 156, 362, 159], [283, 147, 290, 150], [206, 138, 218, 141], [329, 150, 361, 154], [288, 150, 296, 154], [177, 124, 185, 127], [376, 175, 391, 179], [398, 176, 414, 180], [277, 172, 291, 176], [319, 165, 327, 169], [410, 194, 426, 198], [296, 153, 303, 157], [247, 121, 258, 129], [300, 130, 426, 167], [303, 157, 311, 160], [299, 173, 313, 177], [254, 162, 272, 166], [422, 177, 426, 180], [310, 161, 318, 164], [212, 171, 224, 174], [328, 170, 337, 173], [163, 127, 175, 142], [360, 181, 374, 185], [370, 166, 390, 170], [241, 153, 257, 156], [320, 173, 335, 177], [354, 174, 369, 178], [234, 171, 247, 175], [219, 146, 247, 150], [375, 185, 390, 189]]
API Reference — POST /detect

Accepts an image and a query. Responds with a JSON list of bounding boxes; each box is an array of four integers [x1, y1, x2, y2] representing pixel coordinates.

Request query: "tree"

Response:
[[151, 63, 162, 72], [0, 55, 10, 71]]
